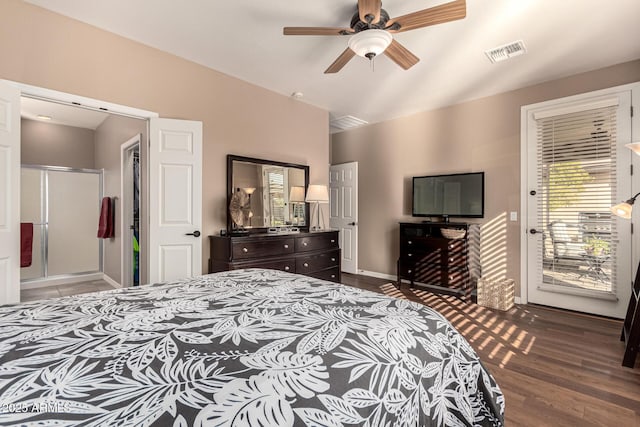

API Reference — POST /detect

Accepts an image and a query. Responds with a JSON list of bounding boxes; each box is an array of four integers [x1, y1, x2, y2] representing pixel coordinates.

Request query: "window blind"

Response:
[[267, 170, 286, 226], [536, 104, 618, 296]]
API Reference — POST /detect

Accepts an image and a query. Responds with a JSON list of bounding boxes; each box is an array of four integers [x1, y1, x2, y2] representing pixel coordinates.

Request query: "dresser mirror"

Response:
[[227, 155, 309, 232]]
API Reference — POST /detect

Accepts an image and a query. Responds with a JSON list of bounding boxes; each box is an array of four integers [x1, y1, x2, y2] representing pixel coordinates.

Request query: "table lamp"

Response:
[[305, 184, 329, 230]]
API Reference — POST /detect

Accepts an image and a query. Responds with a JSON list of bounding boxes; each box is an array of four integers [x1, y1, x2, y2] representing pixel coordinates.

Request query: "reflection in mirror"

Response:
[[227, 156, 309, 231]]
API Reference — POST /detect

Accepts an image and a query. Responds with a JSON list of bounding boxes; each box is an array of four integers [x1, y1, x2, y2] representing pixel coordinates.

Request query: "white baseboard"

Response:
[[102, 274, 122, 289], [21, 273, 104, 290], [357, 269, 397, 281], [514, 296, 522, 304]]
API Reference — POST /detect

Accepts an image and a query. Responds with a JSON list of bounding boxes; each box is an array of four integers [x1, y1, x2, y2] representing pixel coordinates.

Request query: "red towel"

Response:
[[97, 197, 115, 238], [20, 222, 33, 268]]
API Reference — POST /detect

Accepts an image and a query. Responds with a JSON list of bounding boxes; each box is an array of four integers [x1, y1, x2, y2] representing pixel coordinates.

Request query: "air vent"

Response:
[[485, 40, 527, 63], [330, 115, 368, 132]]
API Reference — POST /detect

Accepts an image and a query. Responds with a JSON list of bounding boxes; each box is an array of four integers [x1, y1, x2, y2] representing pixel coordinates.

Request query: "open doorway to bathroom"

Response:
[[19, 96, 147, 301]]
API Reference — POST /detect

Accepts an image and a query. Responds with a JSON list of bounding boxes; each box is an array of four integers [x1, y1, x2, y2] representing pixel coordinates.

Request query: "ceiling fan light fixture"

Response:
[[348, 29, 392, 59]]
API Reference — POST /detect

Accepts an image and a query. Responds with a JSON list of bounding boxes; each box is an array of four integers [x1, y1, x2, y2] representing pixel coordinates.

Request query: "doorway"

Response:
[[121, 135, 141, 287], [1, 80, 203, 303], [522, 85, 635, 318], [329, 162, 358, 274]]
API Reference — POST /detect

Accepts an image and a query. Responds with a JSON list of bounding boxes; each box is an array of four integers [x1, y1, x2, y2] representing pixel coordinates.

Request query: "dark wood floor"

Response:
[[341, 273, 640, 426]]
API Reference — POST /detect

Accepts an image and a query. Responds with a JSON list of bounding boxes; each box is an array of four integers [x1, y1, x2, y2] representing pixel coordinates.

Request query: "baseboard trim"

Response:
[[514, 296, 522, 304], [357, 269, 396, 281], [20, 273, 103, 290], [102, 274, 122, 289]]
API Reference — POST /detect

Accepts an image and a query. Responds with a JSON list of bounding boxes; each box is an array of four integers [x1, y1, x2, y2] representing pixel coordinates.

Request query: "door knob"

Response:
[[529, 229, 539, 234], [185, 230, 201, 237], [348, 222, 357, 226]]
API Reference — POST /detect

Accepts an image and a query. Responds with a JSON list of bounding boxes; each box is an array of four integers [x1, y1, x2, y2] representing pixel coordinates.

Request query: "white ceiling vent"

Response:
[[485, 40, 527, 63], [330, 115, 368, 132]]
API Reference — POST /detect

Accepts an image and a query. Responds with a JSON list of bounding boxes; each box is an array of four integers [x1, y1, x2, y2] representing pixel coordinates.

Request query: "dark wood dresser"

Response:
[[397, 222, 473, 301], [209, 230, 341, 283]]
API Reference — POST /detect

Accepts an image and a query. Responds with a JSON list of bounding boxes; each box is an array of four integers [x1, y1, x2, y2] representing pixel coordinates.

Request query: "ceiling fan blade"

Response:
[[384, 40, 420, 70], [283, 27, 353, 36], [325, 48, 356, 74], [387, 0, 466, 33], [358, 0, 382, 24]]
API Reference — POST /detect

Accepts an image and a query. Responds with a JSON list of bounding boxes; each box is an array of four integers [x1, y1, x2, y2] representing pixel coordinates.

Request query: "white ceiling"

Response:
[[21, 97, 109, 130], [26, 0, 640, 127]]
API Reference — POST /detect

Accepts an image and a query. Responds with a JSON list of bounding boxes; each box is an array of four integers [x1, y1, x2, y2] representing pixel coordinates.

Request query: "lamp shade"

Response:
[[305, 185, 329, 203], [348, 29, 392, 59], [611, 201, 633, 219], [611, 191, 640, 219], [289, 186, 305, 202], [625, 142, 640, 155], [243, 187, 256, 195]]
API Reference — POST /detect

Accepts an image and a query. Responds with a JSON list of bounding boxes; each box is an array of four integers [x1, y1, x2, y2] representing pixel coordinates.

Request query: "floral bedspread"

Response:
[[0, 269, 504, 426]]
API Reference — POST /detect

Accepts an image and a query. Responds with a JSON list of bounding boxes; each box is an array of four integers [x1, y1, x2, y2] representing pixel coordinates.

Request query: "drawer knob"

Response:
[[303, 262, 309, 268], [408, 240, 412, 245], [331, 274, 336, 279], [331, 258, 336, 262], [284, 244, 289, 249], [284, 266, 290, 271], [449, 258, 454, 262], [408, 269, 412, 274], [303, 242, 308, 246], [242, 247, 248, 253], [408, 253, 412, 257], [331, 239, 335, 243]]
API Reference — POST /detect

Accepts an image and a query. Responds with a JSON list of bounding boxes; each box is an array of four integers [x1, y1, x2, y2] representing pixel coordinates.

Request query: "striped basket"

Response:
[[477, 278, 515, 311]]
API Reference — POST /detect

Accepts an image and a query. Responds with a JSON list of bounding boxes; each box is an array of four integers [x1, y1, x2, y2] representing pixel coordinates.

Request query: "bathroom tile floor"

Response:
[[20, 279, 116, 302]]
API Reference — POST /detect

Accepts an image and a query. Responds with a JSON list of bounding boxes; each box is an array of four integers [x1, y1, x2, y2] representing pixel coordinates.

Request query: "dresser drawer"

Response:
[[230, 259, 296, 273], [401, 236, 442, 249], [296, 249, 340, 274], [296, 233, 338, 252], [446, 253, 467, 267], [232, 238, 295, 259], [307, 266, 340, 283], [445, 270, 468, 286], [401, 249, 443, 266]]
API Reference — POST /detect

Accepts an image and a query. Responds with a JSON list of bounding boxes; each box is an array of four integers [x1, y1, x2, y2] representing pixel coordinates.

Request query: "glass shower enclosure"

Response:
[[21, 166, 103, 282]]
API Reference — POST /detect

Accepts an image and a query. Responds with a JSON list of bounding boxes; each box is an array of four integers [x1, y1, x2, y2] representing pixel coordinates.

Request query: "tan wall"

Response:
[[0, 0, 329, 277], [331, 60, 640, 294], [94, 115, 147, 284], [21, 118, 95, 169]]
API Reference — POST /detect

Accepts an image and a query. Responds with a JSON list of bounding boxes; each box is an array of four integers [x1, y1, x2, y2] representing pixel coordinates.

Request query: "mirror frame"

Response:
[[227, 154, 310, 233]]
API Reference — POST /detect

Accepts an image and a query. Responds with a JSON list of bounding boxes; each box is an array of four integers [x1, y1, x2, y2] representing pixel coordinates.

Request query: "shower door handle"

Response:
[[185, 230, 201, 237]]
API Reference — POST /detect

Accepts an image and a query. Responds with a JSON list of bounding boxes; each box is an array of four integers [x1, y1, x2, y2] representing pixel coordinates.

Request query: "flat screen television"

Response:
[[412, 172, 484, 219]]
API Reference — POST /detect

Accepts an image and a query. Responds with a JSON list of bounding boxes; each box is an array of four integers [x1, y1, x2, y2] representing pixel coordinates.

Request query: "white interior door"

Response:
[[0, 81, 20, 304], [524, 88, 633, 318], [149, 118, 202, 284], [329, 162, 358, 274]]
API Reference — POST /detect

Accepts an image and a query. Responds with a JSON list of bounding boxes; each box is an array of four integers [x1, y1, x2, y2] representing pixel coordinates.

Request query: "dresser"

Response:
[[209, 230, 341, 283], [397, 222, 473, 301]]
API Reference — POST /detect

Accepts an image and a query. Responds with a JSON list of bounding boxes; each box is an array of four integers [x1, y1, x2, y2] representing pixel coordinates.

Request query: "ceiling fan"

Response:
[[283, 0, 466, 73]]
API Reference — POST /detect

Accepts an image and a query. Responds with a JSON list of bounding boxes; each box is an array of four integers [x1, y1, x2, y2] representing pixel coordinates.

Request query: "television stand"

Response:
[[397, 222, 476, 301]]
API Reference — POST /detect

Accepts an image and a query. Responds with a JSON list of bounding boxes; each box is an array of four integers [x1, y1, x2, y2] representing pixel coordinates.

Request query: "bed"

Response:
[[0, 269, 504, 426]]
